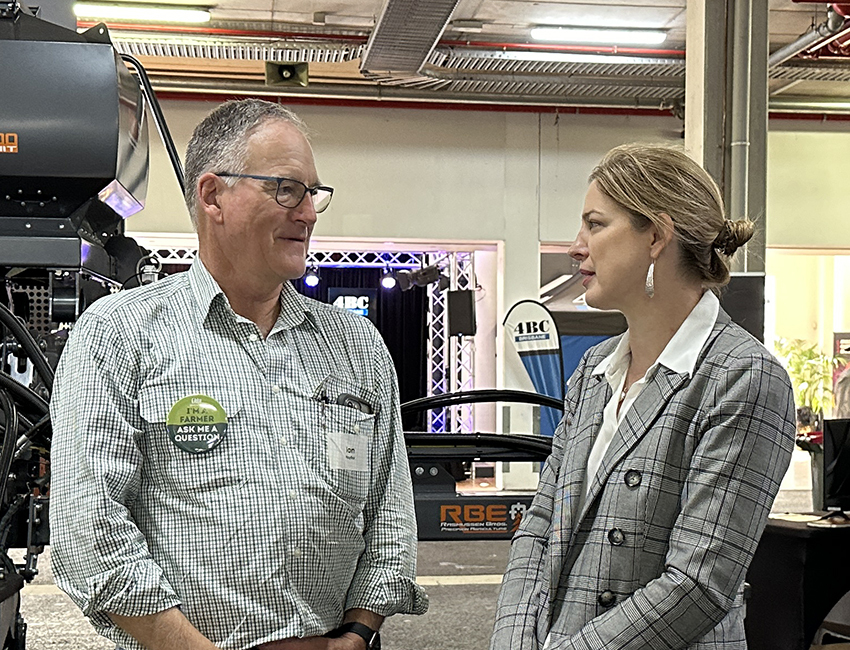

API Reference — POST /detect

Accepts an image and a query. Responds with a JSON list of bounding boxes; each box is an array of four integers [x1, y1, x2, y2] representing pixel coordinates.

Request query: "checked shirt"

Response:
[[50, 260, 428, 650]]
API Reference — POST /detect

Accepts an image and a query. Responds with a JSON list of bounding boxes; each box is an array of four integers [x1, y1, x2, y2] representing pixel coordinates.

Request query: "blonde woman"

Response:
[[491, 144, 796, 650]]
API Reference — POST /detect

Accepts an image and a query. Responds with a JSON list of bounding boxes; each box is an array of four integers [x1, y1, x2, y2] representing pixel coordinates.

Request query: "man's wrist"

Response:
[[324, 622, 380, 649]]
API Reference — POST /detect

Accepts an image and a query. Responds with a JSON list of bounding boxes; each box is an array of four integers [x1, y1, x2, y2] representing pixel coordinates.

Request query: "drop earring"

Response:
[[645, 261, 655, 298]]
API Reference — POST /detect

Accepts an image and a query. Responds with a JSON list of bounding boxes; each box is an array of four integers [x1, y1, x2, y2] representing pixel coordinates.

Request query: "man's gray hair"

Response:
[[183, 99, 309, 228]]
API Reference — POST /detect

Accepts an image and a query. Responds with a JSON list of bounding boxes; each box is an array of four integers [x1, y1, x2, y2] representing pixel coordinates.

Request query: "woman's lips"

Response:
[[581, 271, 595, 287]]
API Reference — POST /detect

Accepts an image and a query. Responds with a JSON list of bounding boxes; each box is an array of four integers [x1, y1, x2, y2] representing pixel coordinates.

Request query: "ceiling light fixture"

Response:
[[380, 267, 397, 290], [303, 266, 320, 288], [530, 26, 667, 46], [73, 2, 211, 24]]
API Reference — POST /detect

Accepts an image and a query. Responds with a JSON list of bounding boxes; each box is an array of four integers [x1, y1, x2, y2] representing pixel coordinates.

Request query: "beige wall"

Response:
[[767, 120, 850, 249], [131, 99, 850, 385], [766, 250, 850, 353]]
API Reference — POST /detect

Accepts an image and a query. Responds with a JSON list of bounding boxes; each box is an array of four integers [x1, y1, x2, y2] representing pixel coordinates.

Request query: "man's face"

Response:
[[216, 120, 320, 285]]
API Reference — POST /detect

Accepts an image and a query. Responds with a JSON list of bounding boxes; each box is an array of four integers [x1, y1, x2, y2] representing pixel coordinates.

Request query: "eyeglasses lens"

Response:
[[312, 189, 332, 213], [275, 179, 332, 213]]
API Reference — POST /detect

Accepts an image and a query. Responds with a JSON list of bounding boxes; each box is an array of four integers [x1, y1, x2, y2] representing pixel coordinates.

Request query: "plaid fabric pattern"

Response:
[[491, 309, 796, 650], [50, 260, 427, 650]]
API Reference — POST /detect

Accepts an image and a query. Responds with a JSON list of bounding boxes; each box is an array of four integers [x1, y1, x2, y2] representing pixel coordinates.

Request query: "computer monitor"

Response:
[[823, 418, 850, 512]]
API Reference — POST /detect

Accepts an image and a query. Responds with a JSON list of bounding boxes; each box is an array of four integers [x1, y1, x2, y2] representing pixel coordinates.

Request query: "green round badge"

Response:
[[166, 394, 228, 454]]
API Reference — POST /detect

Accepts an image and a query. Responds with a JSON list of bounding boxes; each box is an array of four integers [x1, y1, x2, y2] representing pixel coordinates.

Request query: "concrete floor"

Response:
[[16, 541, 510, 650], [14, 481, 813, 649]]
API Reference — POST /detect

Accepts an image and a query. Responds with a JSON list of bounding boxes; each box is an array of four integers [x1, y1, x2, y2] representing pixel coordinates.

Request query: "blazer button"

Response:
[[607, 528, 625, 546], [598, 590, 616, 607], [624, 469, 642, 488]]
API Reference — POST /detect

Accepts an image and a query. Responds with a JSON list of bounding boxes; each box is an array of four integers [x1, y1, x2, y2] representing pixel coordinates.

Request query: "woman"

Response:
[[491, 144, 796, 650]]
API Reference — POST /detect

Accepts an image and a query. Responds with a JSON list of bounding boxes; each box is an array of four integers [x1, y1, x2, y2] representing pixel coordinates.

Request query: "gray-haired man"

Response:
[[50, 99, 427, 650]]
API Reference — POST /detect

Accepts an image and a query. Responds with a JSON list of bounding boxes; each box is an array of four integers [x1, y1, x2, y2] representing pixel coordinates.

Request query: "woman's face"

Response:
[[568, 180, 655, 312]]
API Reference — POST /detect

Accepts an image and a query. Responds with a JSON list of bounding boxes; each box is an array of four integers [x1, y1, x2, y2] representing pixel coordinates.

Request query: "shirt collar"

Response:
[[656, 290, 719, 376], [188, 258, 316, 332], [591, 290, 719, 379]]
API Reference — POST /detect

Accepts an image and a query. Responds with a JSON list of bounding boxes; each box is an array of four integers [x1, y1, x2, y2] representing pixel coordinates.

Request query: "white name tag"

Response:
[[328, 429, 370, 471]]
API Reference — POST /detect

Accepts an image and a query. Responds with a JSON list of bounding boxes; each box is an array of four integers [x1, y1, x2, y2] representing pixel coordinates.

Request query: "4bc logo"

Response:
[[0, 133, 19, 154], [514, 320, 549, 335]]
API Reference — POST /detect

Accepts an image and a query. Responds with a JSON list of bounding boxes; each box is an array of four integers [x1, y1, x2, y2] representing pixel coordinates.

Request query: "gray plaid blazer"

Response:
[[491, 309, 796, 650]]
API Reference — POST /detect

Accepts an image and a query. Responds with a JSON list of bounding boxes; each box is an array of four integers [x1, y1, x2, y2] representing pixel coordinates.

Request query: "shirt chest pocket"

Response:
[[137, 385, 245, 493], [321, 401, 376, 507]]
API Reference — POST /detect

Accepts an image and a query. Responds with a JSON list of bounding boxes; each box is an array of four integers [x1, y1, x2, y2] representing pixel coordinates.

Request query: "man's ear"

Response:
[[197, 173, 226, 225], [649, 212, 675, 259]]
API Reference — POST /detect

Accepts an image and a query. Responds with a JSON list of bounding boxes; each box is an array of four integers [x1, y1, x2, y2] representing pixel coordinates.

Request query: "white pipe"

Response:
[[730, 0, 753, 271], [768, 6, 846, 69]]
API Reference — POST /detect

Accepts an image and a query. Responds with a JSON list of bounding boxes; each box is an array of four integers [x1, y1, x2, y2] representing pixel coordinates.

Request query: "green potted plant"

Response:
[[774, 337, 846, 511], [774, 338, 845, 429]]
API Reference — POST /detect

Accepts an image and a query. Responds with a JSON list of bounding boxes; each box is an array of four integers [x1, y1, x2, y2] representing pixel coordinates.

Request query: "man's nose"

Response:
[[292, 195, 318, 224]]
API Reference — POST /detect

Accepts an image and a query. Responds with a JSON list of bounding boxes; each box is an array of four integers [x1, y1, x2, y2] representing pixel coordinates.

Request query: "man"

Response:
[[50, 99, 427, 650]]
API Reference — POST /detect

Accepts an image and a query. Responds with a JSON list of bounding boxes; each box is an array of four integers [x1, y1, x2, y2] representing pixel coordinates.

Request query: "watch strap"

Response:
[[324, 622, 380, 649]]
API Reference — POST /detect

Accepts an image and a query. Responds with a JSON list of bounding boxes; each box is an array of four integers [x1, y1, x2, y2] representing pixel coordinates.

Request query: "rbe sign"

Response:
[[0, 133, 18, 154]]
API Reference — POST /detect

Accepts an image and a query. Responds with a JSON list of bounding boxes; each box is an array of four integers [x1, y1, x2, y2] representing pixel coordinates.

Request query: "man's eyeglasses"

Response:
[[215, 173, 334, 213]]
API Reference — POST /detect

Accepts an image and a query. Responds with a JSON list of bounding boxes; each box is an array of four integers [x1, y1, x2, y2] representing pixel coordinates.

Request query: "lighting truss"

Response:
[[133, 242, 475, 433]]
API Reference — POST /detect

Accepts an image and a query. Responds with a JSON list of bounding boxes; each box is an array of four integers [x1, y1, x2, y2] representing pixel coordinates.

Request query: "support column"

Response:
[[684, 0, 728, 184], [685, 0, 769, 339]]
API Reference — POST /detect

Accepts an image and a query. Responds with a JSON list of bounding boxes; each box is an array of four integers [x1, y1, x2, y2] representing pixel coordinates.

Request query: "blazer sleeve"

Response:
[[552, 352, 796, 650], [491, 356, 588, 650]]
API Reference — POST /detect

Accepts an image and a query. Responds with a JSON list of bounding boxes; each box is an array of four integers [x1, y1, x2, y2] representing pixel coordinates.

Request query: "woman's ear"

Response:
[[197, 173, 226, 225], [649, 212, 676, 259]]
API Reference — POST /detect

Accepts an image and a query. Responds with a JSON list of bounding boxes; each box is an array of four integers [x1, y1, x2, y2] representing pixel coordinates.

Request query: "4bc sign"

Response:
[[0, 133, 19, 154], [514, 320, 549, 335]]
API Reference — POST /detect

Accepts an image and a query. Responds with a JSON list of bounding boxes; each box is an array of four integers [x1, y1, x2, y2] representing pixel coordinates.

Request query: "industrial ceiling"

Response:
[[75, 0, 850, 114]]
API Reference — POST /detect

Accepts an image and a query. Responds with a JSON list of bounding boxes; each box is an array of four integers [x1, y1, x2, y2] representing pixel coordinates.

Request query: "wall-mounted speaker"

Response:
[[264, 62, 309, 87], [447, 289, 477, 337]]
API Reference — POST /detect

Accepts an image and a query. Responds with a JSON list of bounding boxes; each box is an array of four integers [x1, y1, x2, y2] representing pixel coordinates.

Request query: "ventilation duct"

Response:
[[360, 0, 461, 74]]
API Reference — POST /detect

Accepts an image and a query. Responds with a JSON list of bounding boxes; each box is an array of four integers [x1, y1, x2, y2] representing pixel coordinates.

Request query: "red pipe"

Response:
[[153, 91, 850, 123], [76, 21, 370, 42], [437, 39, 684, 57], [154, 91, 676, 116], [76, 21, 684, 57]]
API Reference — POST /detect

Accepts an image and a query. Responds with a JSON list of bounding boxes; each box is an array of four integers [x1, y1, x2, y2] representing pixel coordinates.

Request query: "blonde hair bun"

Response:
[[714, 219, 755, 256]]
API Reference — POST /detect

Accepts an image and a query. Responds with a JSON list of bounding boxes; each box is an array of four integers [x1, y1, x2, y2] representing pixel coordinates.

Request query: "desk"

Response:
[[745, 517, 850, 650]]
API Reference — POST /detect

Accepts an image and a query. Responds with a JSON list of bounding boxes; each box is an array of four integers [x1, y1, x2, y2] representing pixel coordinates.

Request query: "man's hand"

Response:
[[257, 608, 383, 650], [256, 636, 364, 650], [257, 639, 330, 650]]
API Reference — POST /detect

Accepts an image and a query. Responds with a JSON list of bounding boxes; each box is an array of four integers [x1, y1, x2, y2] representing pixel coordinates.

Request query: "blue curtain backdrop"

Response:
[[518, 351, 563, 438], [561, 334, 611, 380]]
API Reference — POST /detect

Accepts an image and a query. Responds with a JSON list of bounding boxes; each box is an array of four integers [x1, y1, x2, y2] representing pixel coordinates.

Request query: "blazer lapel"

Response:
[[550, 372, 609, 587], [577, 367, 689, 526]]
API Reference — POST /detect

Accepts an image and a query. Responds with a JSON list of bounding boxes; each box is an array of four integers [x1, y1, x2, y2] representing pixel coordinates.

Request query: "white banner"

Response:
[[503, 300, 560, 354]]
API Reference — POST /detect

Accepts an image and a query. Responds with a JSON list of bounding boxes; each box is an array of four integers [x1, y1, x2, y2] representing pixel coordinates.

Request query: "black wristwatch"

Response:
[[324, 622, 381, 649]]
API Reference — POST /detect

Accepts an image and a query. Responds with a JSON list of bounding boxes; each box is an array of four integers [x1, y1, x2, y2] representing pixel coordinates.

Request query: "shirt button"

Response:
[[279, 437, 287, 446], [248, 333, 259, 342], [608, 528, 625, 546], [288, 489, 298, 499], [291, 547, 302, 558], [271, 385, 281, 394], [598, 590, 616, 607], [624, 469, 642, 488]]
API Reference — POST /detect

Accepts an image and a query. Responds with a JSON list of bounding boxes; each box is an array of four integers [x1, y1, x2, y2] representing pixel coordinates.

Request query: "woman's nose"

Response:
[[568, 235, 587, 261]]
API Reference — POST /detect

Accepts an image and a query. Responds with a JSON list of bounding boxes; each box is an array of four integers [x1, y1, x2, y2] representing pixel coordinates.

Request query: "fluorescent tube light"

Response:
[[530, 26, 667, 46], [73, 2, 211, 23]]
